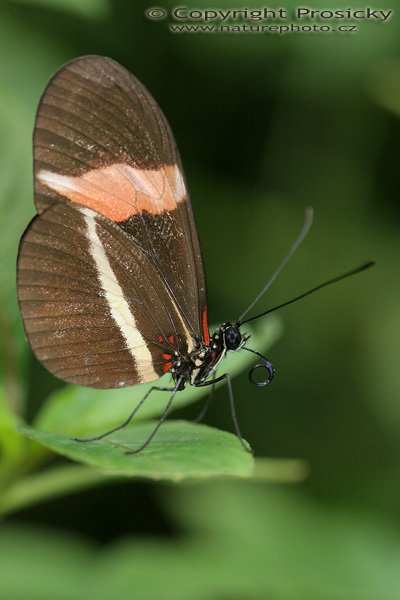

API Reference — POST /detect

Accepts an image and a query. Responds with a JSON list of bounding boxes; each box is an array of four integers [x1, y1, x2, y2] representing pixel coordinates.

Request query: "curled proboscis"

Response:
[[242, 347, 275, 388]]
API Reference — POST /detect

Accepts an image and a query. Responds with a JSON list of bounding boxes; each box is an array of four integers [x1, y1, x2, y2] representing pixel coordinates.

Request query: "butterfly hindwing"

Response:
[[17, 201, 195, 388]]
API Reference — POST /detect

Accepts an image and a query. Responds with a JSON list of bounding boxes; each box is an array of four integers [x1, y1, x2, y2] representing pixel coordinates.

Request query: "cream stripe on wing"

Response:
[[80, 207, 158, 383]]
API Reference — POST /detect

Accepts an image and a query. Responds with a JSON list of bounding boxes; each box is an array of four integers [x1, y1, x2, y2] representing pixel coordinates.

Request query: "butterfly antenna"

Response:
[[237, 207, 314, 324], [238, 260, 375, 326]]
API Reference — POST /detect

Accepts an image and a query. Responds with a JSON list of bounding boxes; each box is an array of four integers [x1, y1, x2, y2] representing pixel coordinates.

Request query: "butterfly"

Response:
[[17, 56, 373, 453]]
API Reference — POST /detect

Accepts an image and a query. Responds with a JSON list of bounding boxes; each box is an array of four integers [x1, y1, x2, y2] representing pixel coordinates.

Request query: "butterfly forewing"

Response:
[[18, 55, 209, 387]]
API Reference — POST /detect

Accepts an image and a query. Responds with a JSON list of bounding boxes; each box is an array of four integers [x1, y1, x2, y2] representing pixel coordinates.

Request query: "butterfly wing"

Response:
[[32, 55, 208, 345], [17, 201, 197, 388], [17, 56, 210, 387]]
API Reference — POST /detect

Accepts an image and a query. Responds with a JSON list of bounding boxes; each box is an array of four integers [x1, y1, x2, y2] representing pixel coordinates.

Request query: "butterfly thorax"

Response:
[[170, 322, 244, 389]]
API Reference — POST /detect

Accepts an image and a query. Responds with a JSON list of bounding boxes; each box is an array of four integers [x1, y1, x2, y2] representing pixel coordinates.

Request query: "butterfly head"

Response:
[[187, 321, 274, 388]]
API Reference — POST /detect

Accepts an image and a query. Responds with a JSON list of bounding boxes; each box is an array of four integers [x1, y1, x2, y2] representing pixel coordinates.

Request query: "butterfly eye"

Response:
[[223, 325, 242, 350]]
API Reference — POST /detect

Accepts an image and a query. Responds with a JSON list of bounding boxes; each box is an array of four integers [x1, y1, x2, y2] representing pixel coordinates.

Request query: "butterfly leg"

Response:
[[192, 371, 216, 423], [73, 383, 178, 443], [125, 378, 183, 455], [196, 374, 253, 455]]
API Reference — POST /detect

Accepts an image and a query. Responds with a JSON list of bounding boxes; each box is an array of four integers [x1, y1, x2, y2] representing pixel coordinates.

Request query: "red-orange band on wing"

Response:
[[202, 305, 210, 346], [37, 163, 186, 222]]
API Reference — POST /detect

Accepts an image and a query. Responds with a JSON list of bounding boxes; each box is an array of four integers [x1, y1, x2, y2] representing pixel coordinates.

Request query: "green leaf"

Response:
[[19, 421, 254, 481], [253, 457, 309, 482], [0, 457, 307, 516], [1, 483, 398, 600], [0, 386, 26, 478], [35, 317, 281, 436], [0, 385, 47, 484], [161, 483, 400, 600], [0, 465, 111, 517], [0, 523, 93, 600]]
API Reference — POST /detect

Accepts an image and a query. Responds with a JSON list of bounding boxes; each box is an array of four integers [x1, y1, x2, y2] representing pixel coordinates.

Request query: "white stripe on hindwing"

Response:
[[80, 207, 159, 382]]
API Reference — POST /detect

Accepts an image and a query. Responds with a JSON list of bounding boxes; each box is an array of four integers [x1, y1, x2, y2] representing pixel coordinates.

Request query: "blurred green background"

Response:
[[1, 0, 399, 598]]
